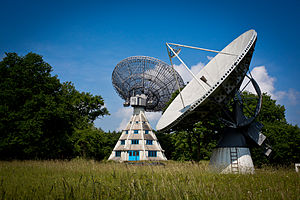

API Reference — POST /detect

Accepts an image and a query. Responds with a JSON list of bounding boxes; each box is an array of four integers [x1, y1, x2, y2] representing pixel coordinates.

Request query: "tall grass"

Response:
[[0, 159, 299, 199]]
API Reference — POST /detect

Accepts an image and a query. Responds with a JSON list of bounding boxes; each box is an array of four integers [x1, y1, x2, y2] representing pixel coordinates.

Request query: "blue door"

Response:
[[128, 151, 140, 161]]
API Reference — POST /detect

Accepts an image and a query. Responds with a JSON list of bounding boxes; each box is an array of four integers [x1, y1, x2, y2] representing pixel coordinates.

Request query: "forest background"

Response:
[[0, 53, 299, 166]]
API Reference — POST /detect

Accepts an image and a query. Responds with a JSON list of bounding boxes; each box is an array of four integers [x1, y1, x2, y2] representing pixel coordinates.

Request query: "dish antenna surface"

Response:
[[108, 56, 184, 162], [112, 56, 184, 112], [157, 30, 272, 173]]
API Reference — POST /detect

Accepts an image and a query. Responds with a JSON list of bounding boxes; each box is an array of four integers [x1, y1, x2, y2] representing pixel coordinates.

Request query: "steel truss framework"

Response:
[[112, 56, 184, 112]]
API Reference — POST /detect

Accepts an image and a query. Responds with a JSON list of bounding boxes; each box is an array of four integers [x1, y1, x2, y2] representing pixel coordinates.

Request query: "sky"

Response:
[[1, 0, 299, 131]]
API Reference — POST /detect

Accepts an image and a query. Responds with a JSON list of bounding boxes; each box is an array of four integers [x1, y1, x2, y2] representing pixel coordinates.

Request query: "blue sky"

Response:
[[1, 0, 299, 131]]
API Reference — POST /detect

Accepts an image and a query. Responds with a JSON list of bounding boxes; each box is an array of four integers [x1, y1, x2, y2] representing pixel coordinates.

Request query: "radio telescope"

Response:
[[156, 30, 272, 173], [108, 56, 184, 161]]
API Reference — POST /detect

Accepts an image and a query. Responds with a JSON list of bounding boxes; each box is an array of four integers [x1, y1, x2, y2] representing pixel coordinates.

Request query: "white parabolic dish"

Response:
[[156, 30, 257, 131]]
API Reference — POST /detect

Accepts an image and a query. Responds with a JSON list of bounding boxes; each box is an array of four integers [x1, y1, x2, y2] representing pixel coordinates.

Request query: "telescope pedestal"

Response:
[[209, 127, 255, 173], [209, 147, 254, 174]]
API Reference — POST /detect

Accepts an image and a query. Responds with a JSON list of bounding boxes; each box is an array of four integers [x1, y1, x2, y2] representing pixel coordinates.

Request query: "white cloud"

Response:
[[174, 61, 205, 83], [241, 66, 275, 96], [145, 111, 162, 121], [241, 66, 299, 105], [287, 89, 300, 105], [115, 107, 132, 131], [207, 56, 213, 61], [117, 118, 129, 131]]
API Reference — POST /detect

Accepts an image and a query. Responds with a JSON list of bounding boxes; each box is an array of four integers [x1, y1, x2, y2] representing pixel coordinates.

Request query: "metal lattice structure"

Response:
[[112, 56, 184, 112]]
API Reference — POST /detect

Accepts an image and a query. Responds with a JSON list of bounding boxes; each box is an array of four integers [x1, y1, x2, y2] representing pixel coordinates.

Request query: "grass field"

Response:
[[0, 159, 299, 199]]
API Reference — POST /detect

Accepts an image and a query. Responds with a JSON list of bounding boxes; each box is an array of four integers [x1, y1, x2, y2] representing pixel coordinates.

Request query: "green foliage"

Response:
[[0, 160, 299, 199], [244, 92, 300, 166], [258, 93, 286, 123], [71, 126, 121, 160], [252, 121, 300, 166], [158, 86, 221, 161], [157, 120, 220, 161], [0, 52, 109, 160]]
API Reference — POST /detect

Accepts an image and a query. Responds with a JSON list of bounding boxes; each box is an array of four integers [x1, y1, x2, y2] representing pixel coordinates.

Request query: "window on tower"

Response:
[[146, 140, 153, 145], [125, 130, 128, 134], [131, 140, 139, 144], [134, 130, 139, 134], [148, 151, 157, 157], [121, 140, 125, 145], [145, 130, 149, 134], [115, 151, 121, 157]]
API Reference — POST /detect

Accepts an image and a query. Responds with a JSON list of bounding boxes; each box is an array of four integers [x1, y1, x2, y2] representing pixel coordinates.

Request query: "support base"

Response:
[[209, 147, 254, 174]]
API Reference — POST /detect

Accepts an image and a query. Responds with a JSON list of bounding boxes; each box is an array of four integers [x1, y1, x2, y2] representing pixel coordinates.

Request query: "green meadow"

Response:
[[0, 160, 299, 200]]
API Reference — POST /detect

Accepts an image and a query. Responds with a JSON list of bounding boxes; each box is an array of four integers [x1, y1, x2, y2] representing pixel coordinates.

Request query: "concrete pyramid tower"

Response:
[[109, 56, 184, 161], [108, 95, 167, 162]]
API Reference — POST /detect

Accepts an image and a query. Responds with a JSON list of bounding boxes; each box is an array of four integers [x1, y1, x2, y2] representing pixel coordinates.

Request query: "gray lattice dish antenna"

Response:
[[157, 30, 272, 173], [112, 56, 184, 111], [108, 56, 184, 162]]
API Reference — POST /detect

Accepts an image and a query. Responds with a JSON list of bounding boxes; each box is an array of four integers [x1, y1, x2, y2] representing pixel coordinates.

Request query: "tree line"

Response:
[[0, 52, 120, 160], [0, 52, 299, 166]]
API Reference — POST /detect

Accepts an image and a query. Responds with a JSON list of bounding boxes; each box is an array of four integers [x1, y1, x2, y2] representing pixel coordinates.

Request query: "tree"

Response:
[[0, 52, 109, 159], [71, 125, 121, 160], [237, 92, 299, 166], [248, 93, 300, 166], [156, 120, 220, 161]]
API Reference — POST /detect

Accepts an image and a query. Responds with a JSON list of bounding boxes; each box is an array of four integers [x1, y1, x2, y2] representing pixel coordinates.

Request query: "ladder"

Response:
[[230, 147, 239, 173]]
